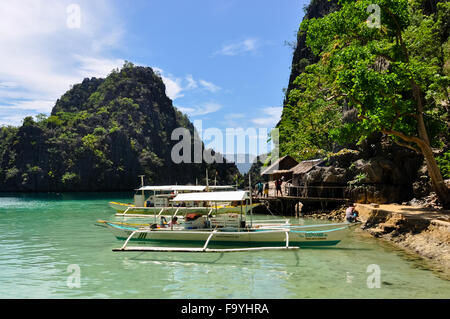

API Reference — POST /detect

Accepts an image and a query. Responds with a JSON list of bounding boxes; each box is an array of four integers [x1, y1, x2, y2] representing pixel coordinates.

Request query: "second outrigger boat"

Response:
[[102, 191, 360, 253], [109, 177, 260, 217], [109, 185, 208, 215], [109, 185, 260, 217]]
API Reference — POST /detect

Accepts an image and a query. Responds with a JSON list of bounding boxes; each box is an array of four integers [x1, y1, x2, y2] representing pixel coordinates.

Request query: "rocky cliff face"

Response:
[[0, 63, 240, 192], [276, 0, 442, 205], [283, 0, 340, 103], [299, 134, 424, 204]]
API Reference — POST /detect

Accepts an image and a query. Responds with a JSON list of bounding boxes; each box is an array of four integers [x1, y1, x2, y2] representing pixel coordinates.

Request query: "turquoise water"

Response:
[[0, 193, 449, 299]]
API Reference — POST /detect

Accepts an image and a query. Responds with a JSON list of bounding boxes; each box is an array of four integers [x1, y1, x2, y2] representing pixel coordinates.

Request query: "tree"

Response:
[[299, 0, 449, 207], [279, 62, 343, 160]]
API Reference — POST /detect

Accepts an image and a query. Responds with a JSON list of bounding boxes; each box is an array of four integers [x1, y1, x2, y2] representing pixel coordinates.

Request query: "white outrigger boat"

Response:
[[110, 185, 207, 215], [108, 173, 263, 218], [109, 185, 260, 218], [103, 191, 360, 253]]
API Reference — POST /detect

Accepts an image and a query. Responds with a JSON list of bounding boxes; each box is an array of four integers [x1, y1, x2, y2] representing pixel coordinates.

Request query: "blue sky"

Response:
[[0, 0, 308, 156]]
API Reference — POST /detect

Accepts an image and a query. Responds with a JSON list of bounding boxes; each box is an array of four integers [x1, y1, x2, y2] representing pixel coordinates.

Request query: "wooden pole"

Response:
[[249, 173, 253, 228], [139, 175, 145, 196]]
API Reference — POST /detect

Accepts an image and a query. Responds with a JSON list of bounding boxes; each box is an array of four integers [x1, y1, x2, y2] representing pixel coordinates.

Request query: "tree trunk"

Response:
[[412, 82, 449, 208], [383, 129, 449, 208], [418, 140, 450, 209]]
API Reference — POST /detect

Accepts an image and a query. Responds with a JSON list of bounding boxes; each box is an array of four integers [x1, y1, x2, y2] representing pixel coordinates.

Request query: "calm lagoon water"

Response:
[[0, 192, 449, 299]]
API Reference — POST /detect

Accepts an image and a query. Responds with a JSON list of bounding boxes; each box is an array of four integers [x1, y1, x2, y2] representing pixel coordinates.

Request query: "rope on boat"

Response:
[[286, 226, 348, 233], [263, 200, 279, 218]]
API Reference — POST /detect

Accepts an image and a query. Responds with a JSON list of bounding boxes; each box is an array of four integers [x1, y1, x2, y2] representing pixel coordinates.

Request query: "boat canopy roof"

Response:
[[136, 185, 207, 192], [136, 185, 235, 192], [172, 191, 249, 202], [208, 185, 235, 190]]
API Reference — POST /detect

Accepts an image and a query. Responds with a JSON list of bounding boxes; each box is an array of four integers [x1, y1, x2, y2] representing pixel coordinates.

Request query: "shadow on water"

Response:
[[299, 247, 372, 251], [127, 251, 228, 264]]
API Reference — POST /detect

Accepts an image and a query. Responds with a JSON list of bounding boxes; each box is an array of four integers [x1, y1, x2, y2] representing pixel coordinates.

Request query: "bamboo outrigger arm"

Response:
[[113, 228, 299, 253]]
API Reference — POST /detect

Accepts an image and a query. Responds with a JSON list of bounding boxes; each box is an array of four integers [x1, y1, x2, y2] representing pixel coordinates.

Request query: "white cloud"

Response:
[[214, 38, 260, 56], [0, 0, 125, 120], [0, 1, 225, 124], [152, 69, 185, 100], [0, 100, 56, 113], [177, 102, 222, 117], [75, 55, 125, 78], [223, 112, 245, 127], [0, 114, 30, 127], [0, 82, 18, 89], [153, 69, 221, 100], [185, 74, 198, 90], [251, 106, 283, 127], [163, 77, 185, 100], [153, 68, 184, 100], [199, 79, 221, 92]]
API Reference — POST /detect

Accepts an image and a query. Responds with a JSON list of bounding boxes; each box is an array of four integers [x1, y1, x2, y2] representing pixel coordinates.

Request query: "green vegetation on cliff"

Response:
[[278, 0, 449, 206], [0, 63, 240, 192]]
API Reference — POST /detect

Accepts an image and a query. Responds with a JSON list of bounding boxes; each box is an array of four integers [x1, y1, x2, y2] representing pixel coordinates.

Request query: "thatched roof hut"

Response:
[[260, 155, 298, 181], [290, 159, 325, 186]]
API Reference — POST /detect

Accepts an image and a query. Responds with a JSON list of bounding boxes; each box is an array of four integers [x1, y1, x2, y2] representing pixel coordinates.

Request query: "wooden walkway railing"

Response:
[[285, 185, 347, 200]]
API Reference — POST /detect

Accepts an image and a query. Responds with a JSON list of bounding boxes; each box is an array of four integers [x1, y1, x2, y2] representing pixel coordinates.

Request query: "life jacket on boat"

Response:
[[185, 213, 202, 221], [160, 216, 168, 227]]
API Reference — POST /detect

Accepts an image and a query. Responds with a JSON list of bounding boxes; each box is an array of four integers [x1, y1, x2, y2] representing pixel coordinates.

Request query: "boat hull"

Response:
[[105, 222, 357, 247]]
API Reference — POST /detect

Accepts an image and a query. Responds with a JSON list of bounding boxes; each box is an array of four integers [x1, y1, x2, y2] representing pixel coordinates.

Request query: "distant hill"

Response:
[[0, 62, 240, 192], [223, 154, 259, 175]]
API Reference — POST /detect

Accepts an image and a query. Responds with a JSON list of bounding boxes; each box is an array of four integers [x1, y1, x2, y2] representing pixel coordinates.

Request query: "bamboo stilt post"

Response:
[[123, 207, 130, 220], [285, 231, 290, 248]]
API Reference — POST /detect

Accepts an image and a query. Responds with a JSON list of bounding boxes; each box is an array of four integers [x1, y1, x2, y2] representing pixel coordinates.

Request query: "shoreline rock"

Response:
[[303, 203, 450, 278]]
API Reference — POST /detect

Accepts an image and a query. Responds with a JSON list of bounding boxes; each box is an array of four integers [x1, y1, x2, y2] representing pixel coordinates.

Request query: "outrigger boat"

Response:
[[110, 185, 207, 215], [103, 191, 360, 253], [109, 170, 262, 219], [109, 185, 260, 218]]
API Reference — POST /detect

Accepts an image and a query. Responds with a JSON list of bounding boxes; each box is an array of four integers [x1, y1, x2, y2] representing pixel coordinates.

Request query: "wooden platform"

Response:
[[251, 195, 350, 216], [253, 196, 349, 203]]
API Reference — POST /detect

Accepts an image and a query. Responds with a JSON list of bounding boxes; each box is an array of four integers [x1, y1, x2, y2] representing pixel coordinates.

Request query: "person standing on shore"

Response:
[[276, 178, 283, 197], [264, 182, 269, 198], [256, 181, 263, 197]]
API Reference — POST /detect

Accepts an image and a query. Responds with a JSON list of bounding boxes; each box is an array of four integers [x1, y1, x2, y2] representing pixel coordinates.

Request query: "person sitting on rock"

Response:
[[345, 206, 359, 223]]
